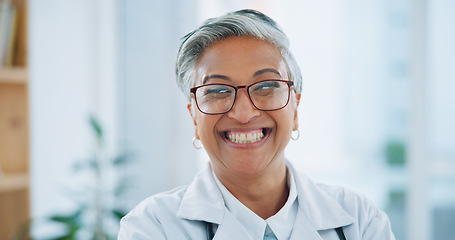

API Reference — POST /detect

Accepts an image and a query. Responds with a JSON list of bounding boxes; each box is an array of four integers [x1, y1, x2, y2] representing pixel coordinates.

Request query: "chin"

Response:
[[226, 159, 269, 177]]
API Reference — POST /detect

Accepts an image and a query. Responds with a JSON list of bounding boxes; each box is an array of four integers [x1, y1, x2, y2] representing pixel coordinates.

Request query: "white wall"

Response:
[[29, 0, 118, 237], [118, 0, 200, 209]]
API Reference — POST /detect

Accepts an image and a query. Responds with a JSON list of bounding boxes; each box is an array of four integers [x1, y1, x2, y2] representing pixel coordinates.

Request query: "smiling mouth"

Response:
[[224, 128, 271, 144]]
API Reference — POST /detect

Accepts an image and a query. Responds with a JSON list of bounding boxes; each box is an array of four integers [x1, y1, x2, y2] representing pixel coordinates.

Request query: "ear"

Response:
[[187, 103, 196, 125], [187, 103, 200, 139], [292, 93, 301, 131]]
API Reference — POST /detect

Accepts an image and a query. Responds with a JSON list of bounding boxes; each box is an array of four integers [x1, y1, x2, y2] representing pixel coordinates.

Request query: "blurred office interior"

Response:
[[0, 0, 453, 239]]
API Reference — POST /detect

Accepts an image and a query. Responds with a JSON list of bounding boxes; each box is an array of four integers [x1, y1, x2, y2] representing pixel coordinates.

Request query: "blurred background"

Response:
[[0, 0, 453, 239]]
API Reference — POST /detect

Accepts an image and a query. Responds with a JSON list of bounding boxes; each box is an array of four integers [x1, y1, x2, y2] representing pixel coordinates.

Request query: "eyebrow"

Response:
[[253, 68, 282, 78], [202, 74, 231, 85], [202, 68, 282, 85]]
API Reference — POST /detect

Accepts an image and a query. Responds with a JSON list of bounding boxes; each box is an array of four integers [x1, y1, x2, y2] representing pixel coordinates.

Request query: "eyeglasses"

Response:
[[190, 80, 294, 115]]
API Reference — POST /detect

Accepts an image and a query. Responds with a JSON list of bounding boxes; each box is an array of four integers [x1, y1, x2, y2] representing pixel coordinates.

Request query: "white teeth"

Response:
[[227, 131, 265, 144]]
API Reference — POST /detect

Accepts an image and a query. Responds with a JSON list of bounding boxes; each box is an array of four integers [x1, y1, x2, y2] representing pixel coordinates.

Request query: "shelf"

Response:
[[0, 67, 28, 84], [0, 0, 29, 238], [0, 173, 29, 193]]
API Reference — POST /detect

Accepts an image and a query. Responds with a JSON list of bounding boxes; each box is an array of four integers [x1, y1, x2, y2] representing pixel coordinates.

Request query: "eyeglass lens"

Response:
[[193, 80, 291, 114]]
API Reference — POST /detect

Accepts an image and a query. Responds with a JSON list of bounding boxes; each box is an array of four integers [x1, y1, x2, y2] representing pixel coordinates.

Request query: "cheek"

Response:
[[196, 114, 219, 138], [275, 109, 295, 134]]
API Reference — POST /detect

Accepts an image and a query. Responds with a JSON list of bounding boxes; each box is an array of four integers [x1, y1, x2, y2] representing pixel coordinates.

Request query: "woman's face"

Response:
[[189, 37, 300, 178]]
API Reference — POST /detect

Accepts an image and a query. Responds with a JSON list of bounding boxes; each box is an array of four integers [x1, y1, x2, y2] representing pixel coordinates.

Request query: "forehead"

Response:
[[194, 37, 287, 84]]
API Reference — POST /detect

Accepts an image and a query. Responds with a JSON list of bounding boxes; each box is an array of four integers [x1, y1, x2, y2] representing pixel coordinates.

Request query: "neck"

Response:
[[214, 161, 289, 219]]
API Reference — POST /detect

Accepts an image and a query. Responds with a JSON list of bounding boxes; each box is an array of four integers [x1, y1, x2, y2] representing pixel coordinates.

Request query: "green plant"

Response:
[[46, 116, 130, 240], [385, 140, 406, 166]]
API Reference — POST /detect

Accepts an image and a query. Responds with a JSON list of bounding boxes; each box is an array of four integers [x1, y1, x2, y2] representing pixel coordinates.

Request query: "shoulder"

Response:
[[118, 186, 188, 239], [317, 183, 379, 223], [118, 165, 220, 239], [315, 182, 394, 239], [124, 185, 187, 221], [288, 162, 394, 239], [288, 162, 386, 228]]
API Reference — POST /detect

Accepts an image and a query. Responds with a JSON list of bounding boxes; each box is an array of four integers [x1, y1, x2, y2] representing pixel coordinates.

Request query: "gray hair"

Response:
[[176, 9, 302, 100]]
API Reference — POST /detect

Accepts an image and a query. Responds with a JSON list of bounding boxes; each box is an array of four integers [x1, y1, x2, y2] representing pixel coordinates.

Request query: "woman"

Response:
[[119, 9, 395, 239]]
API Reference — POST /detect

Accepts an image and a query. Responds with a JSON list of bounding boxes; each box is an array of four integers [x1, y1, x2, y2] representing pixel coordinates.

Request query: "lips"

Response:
[[223, 128, 270, 144]]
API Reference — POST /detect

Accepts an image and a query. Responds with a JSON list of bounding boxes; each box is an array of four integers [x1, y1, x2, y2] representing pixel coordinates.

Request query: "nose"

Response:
[[227, 89, 260, 123]]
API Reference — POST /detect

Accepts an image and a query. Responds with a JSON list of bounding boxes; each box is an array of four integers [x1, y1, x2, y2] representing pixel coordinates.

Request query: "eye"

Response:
[[205, 86, 232, 95], [253, 81, 280, 90], [200, 85, 234, 99], [251, 81, 281, 95]]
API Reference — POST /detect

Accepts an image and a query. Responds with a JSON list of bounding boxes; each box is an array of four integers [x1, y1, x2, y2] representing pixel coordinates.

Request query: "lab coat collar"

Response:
[[177, 164, 254, 239], [177, 163, 225, 224], [288, 162, 355, 231], [177, 162, 355, 239]]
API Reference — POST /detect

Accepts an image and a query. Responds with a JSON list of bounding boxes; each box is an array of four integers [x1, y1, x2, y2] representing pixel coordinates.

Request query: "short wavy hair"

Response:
[[176, 9, 302, 100]]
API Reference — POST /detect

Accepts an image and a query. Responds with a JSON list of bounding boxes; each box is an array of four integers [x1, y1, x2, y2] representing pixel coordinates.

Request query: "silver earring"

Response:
[[192, 137, 203, 149], [291, 129, 300, 141]]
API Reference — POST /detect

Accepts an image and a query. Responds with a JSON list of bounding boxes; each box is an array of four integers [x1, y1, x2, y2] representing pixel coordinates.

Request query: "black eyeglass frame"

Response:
[[190, 79, 295, 115]]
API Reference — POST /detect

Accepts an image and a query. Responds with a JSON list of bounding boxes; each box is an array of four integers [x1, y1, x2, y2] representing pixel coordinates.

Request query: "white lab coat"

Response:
[[118, 162, 395, 239]]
